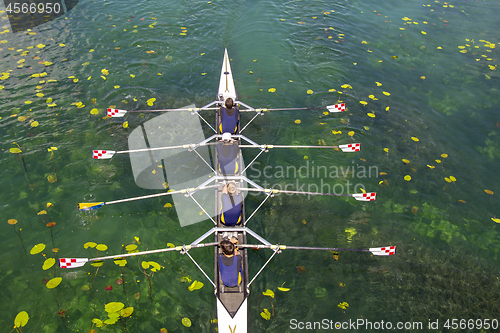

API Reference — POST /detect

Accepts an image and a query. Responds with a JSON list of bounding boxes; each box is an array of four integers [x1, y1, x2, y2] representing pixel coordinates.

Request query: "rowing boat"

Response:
[[64, 49, 395, 332]]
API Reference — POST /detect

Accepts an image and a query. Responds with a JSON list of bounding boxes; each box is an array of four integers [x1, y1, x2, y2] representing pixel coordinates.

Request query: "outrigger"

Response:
[[62, 49, 395, 333]]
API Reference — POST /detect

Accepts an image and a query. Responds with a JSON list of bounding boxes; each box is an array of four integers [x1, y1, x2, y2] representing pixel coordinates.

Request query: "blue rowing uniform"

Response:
[[219, 254, 242, 287], [220, 193, 242, 226], [219, 107, 239, 134], [217, 142, 239, 175]]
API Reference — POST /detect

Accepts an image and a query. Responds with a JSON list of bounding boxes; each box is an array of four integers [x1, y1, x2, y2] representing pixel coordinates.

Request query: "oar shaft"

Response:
[[126, 107, 219, 113], [237, 244, 369, 252], [239, 188, 352, 197], [115, 142, 218, 155], [90, 242, 219, 262], [239, 107, 324, 112], [105, 185, 219, 205], [239, 144, 339, 149]]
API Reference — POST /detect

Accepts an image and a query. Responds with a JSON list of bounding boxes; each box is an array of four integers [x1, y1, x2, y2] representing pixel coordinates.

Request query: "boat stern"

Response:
[[217, 297, 247, 333]]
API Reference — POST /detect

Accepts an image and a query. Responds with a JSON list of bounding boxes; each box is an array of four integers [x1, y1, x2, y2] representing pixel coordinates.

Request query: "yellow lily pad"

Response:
[[182, 317, 192, 327], [96, 244, 108, 251], [263, 289, 275, 298], [84, 242, 97, 249], [46, 277, 62, 289], [188, 280, 204, 291], [42, 258, 56, 270], [105, 302, 124, 313], [120, 307, 134, 317], [30, 243, 45, 255]]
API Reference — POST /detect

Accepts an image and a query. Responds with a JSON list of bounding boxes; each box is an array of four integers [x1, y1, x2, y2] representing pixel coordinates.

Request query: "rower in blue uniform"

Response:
[[219, 98, 239, 134], [217, 133, 240, 175], [219, 239, 242, 287], [220, 182, 243, 226]]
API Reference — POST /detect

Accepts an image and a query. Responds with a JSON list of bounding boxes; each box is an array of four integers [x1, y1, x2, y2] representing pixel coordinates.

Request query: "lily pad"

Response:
[[42, 258, 55, 270], [114, 259, 127, 266], [262, 289, 275, 298], [14, 311, 29, 328], [46, 277, 62, 289], [96, 244, 108, 251], [30, 243, 46, 255], [125, 244, 137, 251], [260, 308, 271, 320], [105, 302, 124, 313], [84, 242, 97, 249], [188, 280, 204, 291], [182, 317, 192, 327], [120, 307, 134, 317]]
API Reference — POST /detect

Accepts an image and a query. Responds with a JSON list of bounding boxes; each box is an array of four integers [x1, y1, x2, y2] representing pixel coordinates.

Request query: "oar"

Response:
[[92, 142, 218, 160], [240, 103, 346, 113], [78, 185, 219, 211], [237, 244, 395, 256], [59, 242, 219, 268], [107, 107, 220, 117], [240, 188, 376, 201], [239, 143, 360, 152]]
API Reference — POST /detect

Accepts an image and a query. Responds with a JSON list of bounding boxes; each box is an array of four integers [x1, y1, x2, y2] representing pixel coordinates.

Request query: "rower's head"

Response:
[[227, 182, 237, 195], [220, 239, 235, 256], [225, 98, 234, 109]]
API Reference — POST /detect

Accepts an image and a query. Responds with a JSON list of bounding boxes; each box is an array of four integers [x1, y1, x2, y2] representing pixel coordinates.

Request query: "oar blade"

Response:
[[93, 150, 116, 159], [78, 202, 105, 211], [369, 246, 396, 256], [339, 143, 360, 152], [352, 192, 376, 201], [59, 258, 88, 268], [107, 108, 127, 117], [327, 103, 346, 113]]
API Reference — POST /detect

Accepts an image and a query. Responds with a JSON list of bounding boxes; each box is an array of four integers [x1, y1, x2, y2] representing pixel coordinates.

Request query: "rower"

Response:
[[219, 98, 239, 134], [219, 239, 242, 287], [220, 182, 243, 226], [217, 133, 239, 175]]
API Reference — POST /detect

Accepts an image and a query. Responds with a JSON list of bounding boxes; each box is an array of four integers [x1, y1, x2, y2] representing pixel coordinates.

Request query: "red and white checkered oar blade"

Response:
[[59, 258, 89, 268], [352, 192, 376, 201], [369, 246, 396, 256], [339, 143, 360, 152], [93, 150, 116, 159], [107, 108, 127, 117], [327, 103, 346, 113]]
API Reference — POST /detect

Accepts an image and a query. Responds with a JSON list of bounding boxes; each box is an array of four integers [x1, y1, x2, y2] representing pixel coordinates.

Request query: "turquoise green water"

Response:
[[1, 0, 499, 331]]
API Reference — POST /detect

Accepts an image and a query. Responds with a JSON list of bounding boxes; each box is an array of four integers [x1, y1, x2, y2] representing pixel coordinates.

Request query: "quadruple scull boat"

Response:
[[62, 49, 395, 333]]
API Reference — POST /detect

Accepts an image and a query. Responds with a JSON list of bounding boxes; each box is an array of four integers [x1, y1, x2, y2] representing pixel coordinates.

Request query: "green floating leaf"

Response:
[[14, 311, 29, 328], [182, 317, 192, 327], [30, 243, 46, 255], [105, 302, 125, 313], [46, 277, 62, 289]]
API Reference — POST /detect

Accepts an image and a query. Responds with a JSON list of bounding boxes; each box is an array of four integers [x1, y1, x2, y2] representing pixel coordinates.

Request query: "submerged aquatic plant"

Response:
[[8, 219, 27, 254], [141, 260, 163, 303], [10, 143, 32, 184]]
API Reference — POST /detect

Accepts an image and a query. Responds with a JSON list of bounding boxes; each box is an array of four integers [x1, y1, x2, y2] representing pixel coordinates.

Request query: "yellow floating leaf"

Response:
[[427, 165, 435, 169], [382, 91, 390, 96], [411, 137, 419, 142], [460, 50, 467, 53], [435, 159, 441, 164], [30, 243, 45, 255], [96, 244, 108, 251], [114, 259, 127, 266], [445, 177, 451, 183], [380, 172, 387, 176], [84, 242, 97, 249], [164, 203, 172, 208], [306, 89, 313, 94], [120, 307, 134, 317], [42, 258, 56, 270], [360, 101, 367, 106], [491, 218, 500, 223], [123, 121, 129, 128], [278, 282, 290, 291], [14, 311, 30, 328], [268, 88, 276, 93], [10, 147, 22, 154], [484, 189, 494, 195], [383, 148, 389, 153], [37, 44, 45, 48], [421, 31, 427, 35], [263, 289, 275, 298], [338, 302, 349, 310], [402, 159, 410, 164], [420, 76, 426, 80], [60, 43, 65, 47], [368, 94, 375, 99], [201, 72, 206, 75], [101, 76, 106, 80], [101, 69, 109, 75], [332, 130, 342, 135], [130, 74, 135, 78], [188, 280, 204, 291], [348, 131, 354, 137], [182, 317, 192, 327], [46, 277, 62, 289], [149, 261, 161, 271], [341, 84, 352, 89], [375, 82, 382, 86], [25, 100, 32, 105], [141, 261, 150, 269], [261, 308, 271, 320], [90, 108, 98, 115], [404, 175, 411, 181], [449, 176, 456, 182], [37, 210, 47, 215], [114, 85, 120, 89], [48, 103, 57, 107], [367, 113, 375, 118], [105, 302, 124, 313], [441, 154, 448, 158], [294, 119, 301, 124]]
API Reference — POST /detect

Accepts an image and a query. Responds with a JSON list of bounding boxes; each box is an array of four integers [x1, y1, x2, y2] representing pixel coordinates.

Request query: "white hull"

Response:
[[217, 298, 248, 333]]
